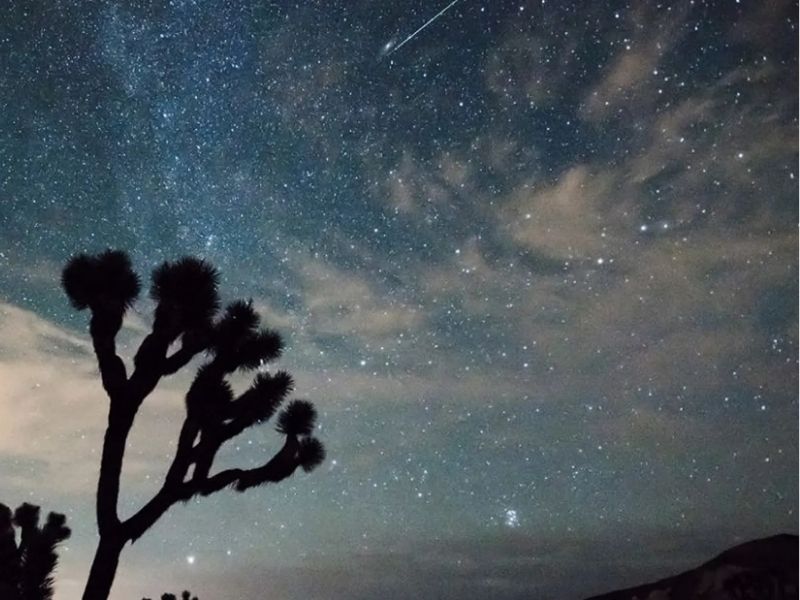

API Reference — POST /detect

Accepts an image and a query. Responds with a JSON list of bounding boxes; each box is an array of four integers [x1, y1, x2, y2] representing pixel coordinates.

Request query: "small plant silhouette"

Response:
[[142, 590, 197, 600], [62, 250, 325, 600], [0, 502, 71, 600]]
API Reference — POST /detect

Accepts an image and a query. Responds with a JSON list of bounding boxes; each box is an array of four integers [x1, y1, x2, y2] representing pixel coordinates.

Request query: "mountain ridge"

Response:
[[584, 533, 798, 600]]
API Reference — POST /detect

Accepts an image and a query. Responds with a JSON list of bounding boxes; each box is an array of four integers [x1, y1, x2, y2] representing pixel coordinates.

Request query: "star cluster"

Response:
[[0, 1, 796, 599]]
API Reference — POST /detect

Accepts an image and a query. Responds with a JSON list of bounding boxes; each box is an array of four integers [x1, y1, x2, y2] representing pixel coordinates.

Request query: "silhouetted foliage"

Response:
[[62, 250, 141, 311], [141, 591, 197, 600], [0, 502, 71, 600], [62, 251, 325, 600]]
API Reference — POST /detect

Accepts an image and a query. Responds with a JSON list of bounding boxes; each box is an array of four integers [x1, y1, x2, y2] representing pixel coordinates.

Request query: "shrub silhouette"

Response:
[[142, 590, 197, 600], [0, 502, 71, 600], [61, 250, 325, 600]]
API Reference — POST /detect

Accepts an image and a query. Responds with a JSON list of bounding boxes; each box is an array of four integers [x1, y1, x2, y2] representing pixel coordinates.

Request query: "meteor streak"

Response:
[[384, 0, 465, 58]]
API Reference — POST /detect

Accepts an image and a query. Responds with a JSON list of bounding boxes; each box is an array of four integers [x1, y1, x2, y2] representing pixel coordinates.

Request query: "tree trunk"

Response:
[[82, 535, 126, 600]]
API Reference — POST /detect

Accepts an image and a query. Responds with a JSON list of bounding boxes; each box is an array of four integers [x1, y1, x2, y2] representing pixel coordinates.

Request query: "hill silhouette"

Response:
[[585, 534, 798, 600]]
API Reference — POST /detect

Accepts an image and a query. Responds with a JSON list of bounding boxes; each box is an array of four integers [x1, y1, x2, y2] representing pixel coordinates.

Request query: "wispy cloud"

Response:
[[581, 3, 690, 122], [0, 303, 190, 498]]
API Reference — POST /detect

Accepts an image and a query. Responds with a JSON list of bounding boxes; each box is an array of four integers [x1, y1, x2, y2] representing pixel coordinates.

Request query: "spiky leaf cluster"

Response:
[[233, 370, 294, 426], [1, 503, 70, 600], [214, 300, 259, 343], [185, 366, 234, 425], [276, 400, 317, 436], [61, 250, 140, 311], [298, 437, 325, 472], [210, 301, 283, 371], [0, 502, 11, 529], [11, 504, 39, 533], [276, 400, 324, 474], [235, 329, 282, 370], [18, 512, 71, 600], [151, 258, 220, 330]]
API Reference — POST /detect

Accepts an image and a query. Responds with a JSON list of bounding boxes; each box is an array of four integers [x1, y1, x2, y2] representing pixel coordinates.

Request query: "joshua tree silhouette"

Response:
[[61, 250, 325, 600], [0, 502, 71, 600]]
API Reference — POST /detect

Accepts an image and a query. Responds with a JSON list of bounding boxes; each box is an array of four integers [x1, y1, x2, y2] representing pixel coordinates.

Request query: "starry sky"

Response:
[[0, 1, 797, 599]]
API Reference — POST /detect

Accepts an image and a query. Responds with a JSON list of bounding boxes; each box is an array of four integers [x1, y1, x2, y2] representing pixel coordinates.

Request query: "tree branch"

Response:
[[89, 310, 127, 396], [96, 414, 132, 537], [188, 430, 219, 484], [199, 435, 300, 495], [164, 419, 201, 488], [125, 437, 299, 541], [162, 329, 209, 376], [125, 418, 199, 543], [128, 330, 173, 401], [123, 485, 191, 544], [162, 346, 198, 375]]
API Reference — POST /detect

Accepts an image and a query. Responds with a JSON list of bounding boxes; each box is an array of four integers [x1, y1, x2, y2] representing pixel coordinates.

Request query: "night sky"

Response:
[[0, 1, 797, 599]]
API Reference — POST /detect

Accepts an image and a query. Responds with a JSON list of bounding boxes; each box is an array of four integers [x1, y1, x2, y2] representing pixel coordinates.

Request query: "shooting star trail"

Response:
[[384, 0, 465, 58]]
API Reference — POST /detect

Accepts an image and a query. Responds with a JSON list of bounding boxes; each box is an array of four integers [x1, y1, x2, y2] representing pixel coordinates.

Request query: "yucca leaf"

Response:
[[61, 250, 140, 311], [13, 503, 40, 532], [95, 249, 141, 308], [61, 254, 96, 310], [221, 300, 260, 336], [276, 400, 317, 436], [298, 437, 325, 472], [234, 370, 293, 425], [235, 329, 283, 370], [150, 257, 220, 327], [186, 365, 233, 423]]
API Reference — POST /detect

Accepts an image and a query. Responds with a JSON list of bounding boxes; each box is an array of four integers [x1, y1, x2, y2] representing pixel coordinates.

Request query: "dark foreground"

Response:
[[586, 534, 798, 600]]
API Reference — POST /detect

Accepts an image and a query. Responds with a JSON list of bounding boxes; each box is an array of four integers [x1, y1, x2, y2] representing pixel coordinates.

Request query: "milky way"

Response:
[[0, 1, 797, 599]]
